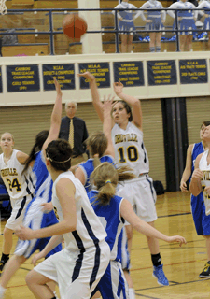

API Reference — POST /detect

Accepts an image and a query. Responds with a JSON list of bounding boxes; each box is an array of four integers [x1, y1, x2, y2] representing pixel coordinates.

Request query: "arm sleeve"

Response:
[[167, 3, 177, 19], [161, 6, 166, 21], [136, 3, 148, 21], [192, 4, 198, 19]]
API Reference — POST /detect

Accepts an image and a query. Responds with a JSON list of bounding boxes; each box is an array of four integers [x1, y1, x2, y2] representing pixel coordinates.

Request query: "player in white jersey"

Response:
[[16, 138, 110, 299], [0, 133, 34, 274], [89, 162, 186, 299], [78, 71, 170, 292], [0, 78, 63, 299], [189, 124, 210, 277]]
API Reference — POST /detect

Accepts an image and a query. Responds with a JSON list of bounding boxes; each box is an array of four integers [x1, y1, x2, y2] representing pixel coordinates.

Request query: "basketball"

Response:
[[63, 14, 88, 39]]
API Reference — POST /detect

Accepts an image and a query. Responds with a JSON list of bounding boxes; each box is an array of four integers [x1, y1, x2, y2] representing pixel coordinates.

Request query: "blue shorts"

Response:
[[92, 261, 129, 299], [191, 192, 210, 235], [118, 227, 131, 271]]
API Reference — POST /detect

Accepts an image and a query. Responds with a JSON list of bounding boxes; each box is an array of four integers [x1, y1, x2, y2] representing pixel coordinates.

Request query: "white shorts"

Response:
[[118, 175, 157, 224], [6, 194, 33, 230], [34, 241, 110, 299]]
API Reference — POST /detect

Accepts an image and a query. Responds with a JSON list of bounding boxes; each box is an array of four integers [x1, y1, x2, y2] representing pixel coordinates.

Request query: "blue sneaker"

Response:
[[153, 264, 169, 286]]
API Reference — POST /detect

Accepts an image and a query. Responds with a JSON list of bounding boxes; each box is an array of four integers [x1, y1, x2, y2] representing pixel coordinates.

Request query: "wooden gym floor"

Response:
[[0, 191, 209, 299]]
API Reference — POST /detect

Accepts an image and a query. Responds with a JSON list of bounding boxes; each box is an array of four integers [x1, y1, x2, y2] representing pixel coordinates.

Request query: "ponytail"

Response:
[[21, 145, 36, 175]]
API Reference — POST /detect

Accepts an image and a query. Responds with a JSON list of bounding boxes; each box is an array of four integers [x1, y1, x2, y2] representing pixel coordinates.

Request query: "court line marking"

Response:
[[135, 277, 210, 292], [135, 294, 160, 299], [159, 212, 191, 218]]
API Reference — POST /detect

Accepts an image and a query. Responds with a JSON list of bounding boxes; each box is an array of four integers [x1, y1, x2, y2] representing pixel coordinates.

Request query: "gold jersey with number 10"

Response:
[[111, 122, 149, 177]]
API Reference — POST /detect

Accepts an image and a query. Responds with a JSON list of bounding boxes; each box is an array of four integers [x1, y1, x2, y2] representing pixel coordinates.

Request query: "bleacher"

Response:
[[0, 0, 207, 56]]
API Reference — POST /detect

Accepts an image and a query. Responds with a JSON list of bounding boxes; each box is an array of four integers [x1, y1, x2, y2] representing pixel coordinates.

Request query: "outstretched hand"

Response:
[[32, 250, 46, 266], [77, 72, 95, 81], [166, 235, 187, 247], [113, 82, 123, 95], [103, 94, 115, 113], [54, 77, 62, 96], [15, 225, 35, 240]]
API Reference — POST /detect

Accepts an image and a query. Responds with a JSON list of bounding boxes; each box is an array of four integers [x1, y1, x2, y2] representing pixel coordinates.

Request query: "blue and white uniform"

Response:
[[138, 0, 166, 31], [15, 150, 62, 259], [190, 142, 210, 235], [89, 190, 129, 299], [168, 1, 198, 35], [0, 149, 34, 230], [198, 0, 210, 30], [78, 155, 115, 193], [112, 1, 139, 35], [35, 171, 110, 299]]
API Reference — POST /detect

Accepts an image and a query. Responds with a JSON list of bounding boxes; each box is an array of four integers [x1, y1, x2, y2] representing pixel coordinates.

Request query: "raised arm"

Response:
[[78, 72, 104, 122], [189, 154, 204, 196], [180, 144, 193, 192], [113, 82, 142, 130], [103, 96, 115, 158], [42, 78, 63, 158]]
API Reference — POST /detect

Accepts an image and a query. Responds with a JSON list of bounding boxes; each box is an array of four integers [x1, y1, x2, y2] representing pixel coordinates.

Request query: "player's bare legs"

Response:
[[127, 35, 133, 52], [120, 35, 127, 52], [26, 269, 54, 299], [147, 221, 160, 254], [2, 228, 13, 256]]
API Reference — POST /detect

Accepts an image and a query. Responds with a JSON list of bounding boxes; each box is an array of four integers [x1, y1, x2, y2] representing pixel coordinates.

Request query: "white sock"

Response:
[[0, 285, 6, 299], [129, 288, 135, 299]]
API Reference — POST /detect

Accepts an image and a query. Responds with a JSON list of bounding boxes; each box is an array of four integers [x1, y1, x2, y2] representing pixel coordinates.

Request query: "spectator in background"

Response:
[[59, 101, 89, 166], [136, 0, 166, 52], [112, 0, 140, 53], [167, 0, 198, 51], [197, 0, 210, 49]]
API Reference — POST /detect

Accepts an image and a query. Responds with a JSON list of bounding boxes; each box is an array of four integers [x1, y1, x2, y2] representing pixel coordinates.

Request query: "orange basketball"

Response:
[[63, 14, 88, 39]]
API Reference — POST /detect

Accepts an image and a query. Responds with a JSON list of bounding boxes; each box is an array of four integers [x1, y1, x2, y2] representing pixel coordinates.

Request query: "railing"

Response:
[[0, 7, 209, 54]]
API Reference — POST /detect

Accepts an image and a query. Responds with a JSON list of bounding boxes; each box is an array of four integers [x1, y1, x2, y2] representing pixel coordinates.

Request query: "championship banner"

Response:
[[113, 61, 144, 87], [7, 65, 40, 92], [179, 59, 207, 84], [78, 63, 110, 89], [0, 67, 2, 93], [42, 64, 75, 91], [147, 60, 177, 86]]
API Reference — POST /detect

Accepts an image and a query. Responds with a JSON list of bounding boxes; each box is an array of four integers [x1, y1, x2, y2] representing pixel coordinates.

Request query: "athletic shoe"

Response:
[[153, 264, 169, 286], [199, 261, 210, 278]]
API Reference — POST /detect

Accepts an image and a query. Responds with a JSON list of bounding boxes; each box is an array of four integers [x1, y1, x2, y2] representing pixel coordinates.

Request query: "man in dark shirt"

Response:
[[59, 101, 89, 165]]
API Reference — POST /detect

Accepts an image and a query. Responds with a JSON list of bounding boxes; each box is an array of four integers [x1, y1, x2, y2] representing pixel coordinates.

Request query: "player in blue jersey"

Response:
[[167, 0, 198, 51], [112, 0, 140, 53], [90, 162, 187, 299], [0, 78, 63, 299], [180, 121, 210, 278]]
